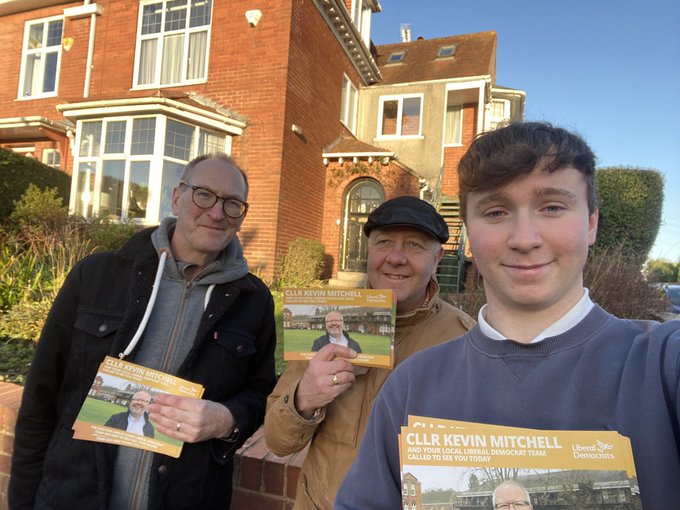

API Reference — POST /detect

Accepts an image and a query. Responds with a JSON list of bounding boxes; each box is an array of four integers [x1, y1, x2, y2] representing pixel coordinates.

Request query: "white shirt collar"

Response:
[[478, 289, 594, 343]]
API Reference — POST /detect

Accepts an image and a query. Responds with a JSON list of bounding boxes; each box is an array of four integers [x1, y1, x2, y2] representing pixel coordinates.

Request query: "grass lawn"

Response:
[[77, 396, 180, 445], [283, 329, 390, 355]]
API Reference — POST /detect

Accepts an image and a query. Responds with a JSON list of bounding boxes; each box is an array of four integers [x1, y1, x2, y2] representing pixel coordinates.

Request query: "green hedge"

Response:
[[0, 148, 71, 220], [594, 167, 664, 258]]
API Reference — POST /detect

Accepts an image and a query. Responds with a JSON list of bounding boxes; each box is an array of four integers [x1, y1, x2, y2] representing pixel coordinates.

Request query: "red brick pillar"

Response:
[[0, 382, 23, 510]]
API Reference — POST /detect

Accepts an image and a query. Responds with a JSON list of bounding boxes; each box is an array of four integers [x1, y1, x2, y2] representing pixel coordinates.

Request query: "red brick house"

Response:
[[0, 0, 524, 284]]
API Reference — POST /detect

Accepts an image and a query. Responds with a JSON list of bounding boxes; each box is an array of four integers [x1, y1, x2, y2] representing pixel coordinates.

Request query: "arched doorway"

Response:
[[340, 180, 384, 272]]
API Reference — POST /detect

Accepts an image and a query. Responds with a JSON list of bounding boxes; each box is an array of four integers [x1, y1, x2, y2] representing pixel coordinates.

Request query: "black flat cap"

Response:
[[363, 196, 449, 243]]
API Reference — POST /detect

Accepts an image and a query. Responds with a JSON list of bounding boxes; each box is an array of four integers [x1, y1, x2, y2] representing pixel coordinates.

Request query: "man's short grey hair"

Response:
[[180, 153, 249, 199], [492, 480, 532, 507]]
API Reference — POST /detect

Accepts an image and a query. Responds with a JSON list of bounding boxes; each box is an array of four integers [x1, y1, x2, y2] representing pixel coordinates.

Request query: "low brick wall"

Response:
[[0, 382, 303, 510]]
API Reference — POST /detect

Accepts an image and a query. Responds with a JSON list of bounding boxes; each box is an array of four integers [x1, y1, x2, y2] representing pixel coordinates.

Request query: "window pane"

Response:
[[401, 97, 421, 135], [381, 100, 398, 135], [444, 104, 462, 144], [189, 0, 211, 27], [138, 38, 158, 85], [340, 77, 349, 124], [159, 159, 184, 219], [100, 160, 125, 219], [23, 54, 41, 96], [80, 121, 102, 157], [75, 162, 96, 217], [43, 52, 58, 93], [132, 117, 156, 155], [28, 23, 44, 49], [347, 84, 357, 133], [165, 0, 188, 31], [46, 20, 63, 46], [165, 119, 193, 160], [128, 161, 150, 219], [198, 128, 224, 155], [187, 31, 207, 80], [104, 121, 127, 154], [141, 3, 163, 34], [161, 33, 184, 84]]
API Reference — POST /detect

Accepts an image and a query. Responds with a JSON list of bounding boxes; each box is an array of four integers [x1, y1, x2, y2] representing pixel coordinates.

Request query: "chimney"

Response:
[[400, 23, 412, 43]]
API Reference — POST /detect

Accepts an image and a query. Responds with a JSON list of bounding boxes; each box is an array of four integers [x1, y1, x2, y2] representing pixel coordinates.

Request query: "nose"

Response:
[[507, 212, 542, 253], [385, 243, 407, 266], [206, 199, 227, 219]]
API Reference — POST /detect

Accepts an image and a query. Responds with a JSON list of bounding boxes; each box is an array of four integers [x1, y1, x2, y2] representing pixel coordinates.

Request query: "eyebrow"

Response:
[[472, 186, 579, 210]]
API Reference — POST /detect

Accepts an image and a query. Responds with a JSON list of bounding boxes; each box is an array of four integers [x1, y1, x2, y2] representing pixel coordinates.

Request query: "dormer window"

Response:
[[437, 44, 456, 58], [387, 51, 406, 64]]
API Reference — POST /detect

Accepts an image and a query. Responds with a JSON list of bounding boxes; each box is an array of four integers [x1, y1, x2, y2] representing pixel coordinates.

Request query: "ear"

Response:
[[587, 208, 599, 246], [171, 186, 182, 216], [432, 245, 445, 276]]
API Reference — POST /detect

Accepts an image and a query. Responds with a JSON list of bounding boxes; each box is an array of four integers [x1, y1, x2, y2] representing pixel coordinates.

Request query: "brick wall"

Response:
[[320, 160, 421, 276], [0, 382, 302, 510], [0, 383, 22, 510], [441, 103, 478, 197]]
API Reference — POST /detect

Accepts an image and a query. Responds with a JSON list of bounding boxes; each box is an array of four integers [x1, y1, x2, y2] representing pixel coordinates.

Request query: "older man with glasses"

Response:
[[10, 153, 277, 510], [493, 481, 533, 510]]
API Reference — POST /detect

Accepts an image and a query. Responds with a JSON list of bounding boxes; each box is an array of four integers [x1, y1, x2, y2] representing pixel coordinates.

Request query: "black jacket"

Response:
[[104, 411, 155, 438], [9, 227, 277, 510], [310, 331, 362, 353]]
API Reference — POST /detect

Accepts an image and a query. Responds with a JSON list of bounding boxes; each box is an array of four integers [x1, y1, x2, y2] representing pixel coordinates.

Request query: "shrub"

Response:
[[0, 148, 70, 219], [10, 184, 69, 231], [80, 215, 138, 251], [645, 258, 679, 284], [594, 167, 664, 258], [584, 246, 667, 320], [0, 300, 53, 342], [0, 337, 35, 384], [0, 238, 45, 312], [277, 237, 326, 288]]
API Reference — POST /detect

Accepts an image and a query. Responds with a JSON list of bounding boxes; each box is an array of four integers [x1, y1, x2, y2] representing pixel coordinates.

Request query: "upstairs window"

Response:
[[488, 98, 511, 130], [340, 74, 358, 134], [19, 17, 63, 98], [378, 94, 423, 138], [134, 0, 212, 87], [437, 44, 457, 58], [387, 51, 406, 64]]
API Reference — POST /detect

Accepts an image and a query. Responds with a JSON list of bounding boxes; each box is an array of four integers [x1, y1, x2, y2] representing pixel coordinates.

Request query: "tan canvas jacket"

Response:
[[264, 279, 475, 509]]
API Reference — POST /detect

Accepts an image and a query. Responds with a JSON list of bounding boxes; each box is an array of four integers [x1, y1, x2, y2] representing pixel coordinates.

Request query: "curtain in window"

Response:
[[187, 31, 207, 80], [444, 104, 462, 144], [138, 38, 158, 85], [23, 55, 41, 96], [161, 33, 183, 84]]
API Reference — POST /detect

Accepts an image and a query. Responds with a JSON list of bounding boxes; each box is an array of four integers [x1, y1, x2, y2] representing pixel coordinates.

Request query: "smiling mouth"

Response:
[[383, 273, 409, 280]]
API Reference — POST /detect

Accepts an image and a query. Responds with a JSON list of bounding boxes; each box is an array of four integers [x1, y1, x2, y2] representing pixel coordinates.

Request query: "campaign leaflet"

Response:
[[72, 356, 204, 458], [399, 416, 640, 509], [283, 288, 395, 368]]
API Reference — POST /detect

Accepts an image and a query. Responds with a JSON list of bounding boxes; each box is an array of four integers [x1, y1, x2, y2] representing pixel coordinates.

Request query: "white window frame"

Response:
[[487, 98, 511, 130], [340, 74, 358, 134], [350, 0, 372, 45], [70, 114, 227, 223], [17, 15, 63, 99], [376, 93, 424, 139], [42, 148, 62, 168], [132, 0, 213, 89]]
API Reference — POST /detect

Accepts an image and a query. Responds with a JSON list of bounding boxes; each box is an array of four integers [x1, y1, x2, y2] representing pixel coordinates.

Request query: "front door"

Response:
[[341, 180, 384, 272]]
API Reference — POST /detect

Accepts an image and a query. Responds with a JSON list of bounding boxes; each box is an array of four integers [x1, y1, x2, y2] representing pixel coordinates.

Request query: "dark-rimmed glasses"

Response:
[[495, 502, 531, 510], [180, 181, 249, 218]]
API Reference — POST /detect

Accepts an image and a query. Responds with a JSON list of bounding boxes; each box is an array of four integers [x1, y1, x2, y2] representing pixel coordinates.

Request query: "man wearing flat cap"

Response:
[[264, 196, 475, 509]]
